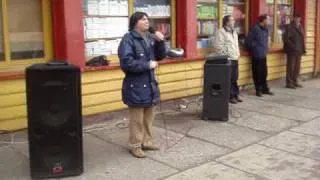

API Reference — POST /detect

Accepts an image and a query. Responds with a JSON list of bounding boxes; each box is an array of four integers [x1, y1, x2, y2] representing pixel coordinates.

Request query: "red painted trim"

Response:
[[0, 72, 25, 80], [294, 0, 307, 33], [51, 0, 66, 61], [176, 0, 197, 59], [268, 48, 284, 53], [52, 0, 85, 68], [83, 64, 121, 72], [250, 0, 263, 28], [159, 57, 203, 65]]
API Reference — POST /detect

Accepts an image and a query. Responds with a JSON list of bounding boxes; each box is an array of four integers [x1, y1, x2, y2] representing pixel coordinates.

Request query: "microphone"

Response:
[[148, 26, 155, 34], [148, 26, 165, 42]]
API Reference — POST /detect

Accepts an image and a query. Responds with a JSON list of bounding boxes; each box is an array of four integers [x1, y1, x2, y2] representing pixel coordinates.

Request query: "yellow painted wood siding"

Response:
[[0, 55, 290, 131], [301, 0, 317, 73], [0, 79, 27, 130]]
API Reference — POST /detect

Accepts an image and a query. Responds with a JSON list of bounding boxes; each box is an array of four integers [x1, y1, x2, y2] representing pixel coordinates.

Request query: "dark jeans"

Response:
[[252, 56, 269, 93], [230, 60, 239, 99], [286, 54, 302, 87]]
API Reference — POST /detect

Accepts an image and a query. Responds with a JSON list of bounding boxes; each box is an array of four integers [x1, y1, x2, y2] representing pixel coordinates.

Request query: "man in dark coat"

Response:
[[118, 12, 166, 158], [283, 14, 306, 89], [246, 15, 274, 97]]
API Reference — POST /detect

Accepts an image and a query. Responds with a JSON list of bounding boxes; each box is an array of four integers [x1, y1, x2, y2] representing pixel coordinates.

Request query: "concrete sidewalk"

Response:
[[1, 78, 320, 180]]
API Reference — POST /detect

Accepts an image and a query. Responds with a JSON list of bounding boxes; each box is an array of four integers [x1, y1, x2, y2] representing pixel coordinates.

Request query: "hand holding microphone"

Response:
[[149, 61, 158, 69], [153, 31, 164, 41], [148, 27, 164, 42], [148, 26, 185, 59]]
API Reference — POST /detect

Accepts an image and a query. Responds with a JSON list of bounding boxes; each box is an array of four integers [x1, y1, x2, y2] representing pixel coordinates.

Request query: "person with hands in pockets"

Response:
[[246, 15, 274, 97], [283, 14, 306, 89], [215, 15, 243, 104]]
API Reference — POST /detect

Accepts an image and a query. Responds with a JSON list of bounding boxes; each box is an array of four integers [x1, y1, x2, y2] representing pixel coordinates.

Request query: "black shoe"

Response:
[[263, 91, 274, 95], [229, 98, 238, 104], [295, 83, 303, 88], [235, 96, 243, 102], [256, 92, 263, 97], [286, 85, 296, 89]]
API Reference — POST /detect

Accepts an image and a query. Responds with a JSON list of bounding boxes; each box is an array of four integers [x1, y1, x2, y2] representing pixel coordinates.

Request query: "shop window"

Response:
[[0, 0, 52, 71], [83, 0, 129, 62], [134, 0, 175, 49], [8, 0, 44, 60], [196, 0, 249, 55], [222, 0, 248, 48], [83, 0, 176, 63], [266, 0, 293, 46], [196, 0, 219, 55]]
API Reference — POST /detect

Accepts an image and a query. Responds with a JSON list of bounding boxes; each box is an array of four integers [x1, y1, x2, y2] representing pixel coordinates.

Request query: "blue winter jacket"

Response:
[[245, 24, 269, 59], [118, 30, 166, 107]]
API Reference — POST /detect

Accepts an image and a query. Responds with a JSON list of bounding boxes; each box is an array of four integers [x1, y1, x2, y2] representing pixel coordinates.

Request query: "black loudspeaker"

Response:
[[26, 61, 83, 179], [202, 55, 231, 121]]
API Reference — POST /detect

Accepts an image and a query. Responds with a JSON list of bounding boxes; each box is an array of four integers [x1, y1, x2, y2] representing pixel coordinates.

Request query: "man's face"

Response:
[[294, 17, 301, 25], [262, 16, 269, 27], [227, 17, 235, 28], [135, 15, 149, 32]]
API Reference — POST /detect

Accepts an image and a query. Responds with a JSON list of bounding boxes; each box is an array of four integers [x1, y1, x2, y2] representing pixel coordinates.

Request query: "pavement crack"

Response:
[[214, 160, 272, 180], [257, 143, 320, 161], [288, 130, 320, 138]]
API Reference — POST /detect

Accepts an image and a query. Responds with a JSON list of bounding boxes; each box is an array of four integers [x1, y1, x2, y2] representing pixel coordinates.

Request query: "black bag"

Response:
[[86, 55, 110, 66]]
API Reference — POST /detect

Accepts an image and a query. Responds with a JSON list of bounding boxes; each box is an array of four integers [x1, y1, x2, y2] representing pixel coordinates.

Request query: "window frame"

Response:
[[0, 0, 53, 72], [83, 0, 177, 63], [196, 0, 250, 55], [268, 0, 294, 48]]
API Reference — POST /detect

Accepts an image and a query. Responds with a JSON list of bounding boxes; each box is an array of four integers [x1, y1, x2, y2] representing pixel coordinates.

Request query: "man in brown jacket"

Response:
[[283, 14, 306, 89]]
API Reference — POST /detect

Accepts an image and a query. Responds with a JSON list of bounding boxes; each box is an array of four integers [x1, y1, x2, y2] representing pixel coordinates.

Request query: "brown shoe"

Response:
[[295, 83, 303, 88], [130, 147, 145, 158], [142, 143, 160, 151]]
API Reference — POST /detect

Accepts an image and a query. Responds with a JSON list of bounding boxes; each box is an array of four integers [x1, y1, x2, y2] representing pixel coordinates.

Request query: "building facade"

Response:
[[0, 0, 319, 131]]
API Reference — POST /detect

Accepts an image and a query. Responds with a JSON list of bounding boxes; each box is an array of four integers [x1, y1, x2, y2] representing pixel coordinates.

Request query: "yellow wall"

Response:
[[0, 1, 317, 131], [302, 0, 317, 74], [0, 54, 307, 131]]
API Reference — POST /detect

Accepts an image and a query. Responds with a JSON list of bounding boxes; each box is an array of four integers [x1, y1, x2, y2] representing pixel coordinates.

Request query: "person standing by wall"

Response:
[[118, 12, 166, 158], [246, 15, 274, 97], [283, 14, 306, 89], [215, 15, 243, 104]]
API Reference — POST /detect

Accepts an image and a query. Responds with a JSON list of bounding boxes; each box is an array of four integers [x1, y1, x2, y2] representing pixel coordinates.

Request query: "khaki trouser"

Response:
[[129, 106, 155, 148]]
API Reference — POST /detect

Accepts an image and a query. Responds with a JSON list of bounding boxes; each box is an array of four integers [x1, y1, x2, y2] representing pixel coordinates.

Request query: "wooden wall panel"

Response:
[[301, 0, 316, 74]]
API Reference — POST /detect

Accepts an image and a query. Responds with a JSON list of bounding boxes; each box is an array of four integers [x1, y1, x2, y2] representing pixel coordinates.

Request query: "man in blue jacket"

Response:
[[246, 15, 274, 97], [118, 12, 166, 158]]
